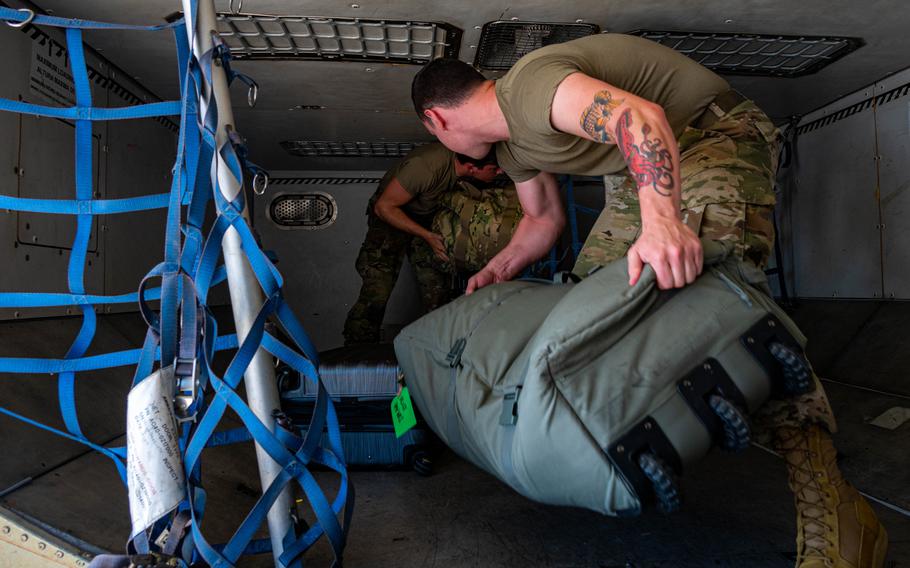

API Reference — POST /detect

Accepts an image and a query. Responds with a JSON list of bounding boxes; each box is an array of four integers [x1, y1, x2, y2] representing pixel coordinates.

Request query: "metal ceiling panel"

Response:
[[22, 0, 910, 170]]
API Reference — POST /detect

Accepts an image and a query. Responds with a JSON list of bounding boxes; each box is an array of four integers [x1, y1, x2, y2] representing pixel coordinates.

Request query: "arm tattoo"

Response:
[[613, 108, 674, 196], [579, 89, 623, 143]]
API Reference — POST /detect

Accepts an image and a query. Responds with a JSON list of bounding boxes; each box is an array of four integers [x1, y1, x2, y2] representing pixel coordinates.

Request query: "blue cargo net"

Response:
[[0, 6, 351, 567]]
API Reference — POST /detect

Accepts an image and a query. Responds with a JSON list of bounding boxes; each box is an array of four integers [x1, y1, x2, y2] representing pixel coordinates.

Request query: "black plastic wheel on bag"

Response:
[[637, 451, 681, 514], [769, 341, 812, 394], [411, 450, 433, 477], [707, 394, 751, 452]]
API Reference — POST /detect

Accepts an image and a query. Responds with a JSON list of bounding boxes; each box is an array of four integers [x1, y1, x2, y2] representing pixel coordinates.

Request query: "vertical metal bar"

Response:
[[181, 2, 297, 566]]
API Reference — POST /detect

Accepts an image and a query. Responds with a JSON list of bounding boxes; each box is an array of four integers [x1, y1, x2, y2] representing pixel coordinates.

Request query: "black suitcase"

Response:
[[279, 344, 436, 475]]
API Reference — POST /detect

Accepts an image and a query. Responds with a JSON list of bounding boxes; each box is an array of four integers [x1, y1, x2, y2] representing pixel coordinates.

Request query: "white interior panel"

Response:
[[876, 95, 910, 298], [792, 110, 881, 298], [253, 172, 424, 351]]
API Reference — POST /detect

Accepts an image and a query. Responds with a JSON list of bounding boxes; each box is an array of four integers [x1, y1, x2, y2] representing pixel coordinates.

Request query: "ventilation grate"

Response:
[[630, 30, 863, 78], [797, 81, 910, 135], [280, 140, 427, 158], [474, 21, 600, 71], [271, 177, 383, 185], [215, 13, 461, 63], [269, 193, 338, 229]]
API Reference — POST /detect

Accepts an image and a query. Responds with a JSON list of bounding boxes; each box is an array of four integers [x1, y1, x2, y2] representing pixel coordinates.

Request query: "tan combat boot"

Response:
[[776, 424, 888, 567]]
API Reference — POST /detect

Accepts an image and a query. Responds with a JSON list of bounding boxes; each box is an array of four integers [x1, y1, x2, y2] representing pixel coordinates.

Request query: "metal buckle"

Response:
[[252, 170, 269, 195], [499, 386, 522, 426], [173, 358, 199, 423], [6, 8, 34, 29]]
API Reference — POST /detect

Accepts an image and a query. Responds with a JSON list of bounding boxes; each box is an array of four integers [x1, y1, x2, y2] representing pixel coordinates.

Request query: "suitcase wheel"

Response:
[[405, 446, 434, 476], [769, 342, 812, 394], [637, 451, 681, 514], [707, 394, 751, 452]]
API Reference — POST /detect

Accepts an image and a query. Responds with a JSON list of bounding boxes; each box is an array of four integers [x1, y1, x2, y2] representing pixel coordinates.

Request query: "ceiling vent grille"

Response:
[[474, 21, 600, 71], [216, 13, 461, 63], [280, 140, 427, 158], [629, 30, 863, 77], [269, 193, 338, 230]]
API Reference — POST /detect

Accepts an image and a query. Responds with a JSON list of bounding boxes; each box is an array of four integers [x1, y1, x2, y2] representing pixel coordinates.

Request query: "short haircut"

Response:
[[411, 59, 486, 122], [455, 146, 498, 168]]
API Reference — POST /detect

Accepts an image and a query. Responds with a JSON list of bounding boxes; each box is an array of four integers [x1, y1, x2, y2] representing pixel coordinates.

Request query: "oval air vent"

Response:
[[269, 192, 337, 229]]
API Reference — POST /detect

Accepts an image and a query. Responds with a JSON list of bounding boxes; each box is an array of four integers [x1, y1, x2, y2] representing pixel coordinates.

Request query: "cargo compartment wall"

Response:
[[787, 67, 910, 299], [253, 172, 426, 351], [0, 19, 177, 321], [0, 20, 176, 493]]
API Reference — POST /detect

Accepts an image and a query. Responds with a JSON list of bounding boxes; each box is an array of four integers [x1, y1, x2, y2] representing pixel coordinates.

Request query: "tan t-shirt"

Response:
[[370, 143, 458, 219], [494, 33, 731, 182]]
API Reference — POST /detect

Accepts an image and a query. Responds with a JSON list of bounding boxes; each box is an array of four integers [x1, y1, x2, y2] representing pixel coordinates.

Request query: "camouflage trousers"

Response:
[[342, 214, 452, 345], [572, 97, 836, 439]]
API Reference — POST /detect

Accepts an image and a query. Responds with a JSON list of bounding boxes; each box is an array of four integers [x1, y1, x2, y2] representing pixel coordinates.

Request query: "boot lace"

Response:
[[777, 427, 842, 565]]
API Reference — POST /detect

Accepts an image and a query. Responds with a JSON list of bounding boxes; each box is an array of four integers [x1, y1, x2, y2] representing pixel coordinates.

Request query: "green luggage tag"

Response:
[[391, 387, 417, 438]]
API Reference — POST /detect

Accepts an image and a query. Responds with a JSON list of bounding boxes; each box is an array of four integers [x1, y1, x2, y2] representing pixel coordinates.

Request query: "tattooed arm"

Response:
[[551, 72, 702, 289]]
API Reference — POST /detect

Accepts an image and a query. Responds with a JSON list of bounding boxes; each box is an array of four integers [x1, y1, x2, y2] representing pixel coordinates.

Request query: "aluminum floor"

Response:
[[0, 300, 908, 567]]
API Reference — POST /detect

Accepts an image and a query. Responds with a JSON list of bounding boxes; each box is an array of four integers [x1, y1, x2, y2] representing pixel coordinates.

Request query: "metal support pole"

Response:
[[181, 2, 296, 565]]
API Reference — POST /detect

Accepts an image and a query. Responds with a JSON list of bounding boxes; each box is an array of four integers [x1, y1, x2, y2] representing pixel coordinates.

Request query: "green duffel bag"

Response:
[[431, 180, 523, 272], [394, 240, 812, 516]]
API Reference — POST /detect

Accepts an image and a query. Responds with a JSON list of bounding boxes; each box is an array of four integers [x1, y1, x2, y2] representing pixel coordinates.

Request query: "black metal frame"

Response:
[[629, 30, 864, 78], [269, 193, 336, 228], [279, 140, 427, 158], [740, 314, 806, 395], [474, 20, 601, 71], [605, 417, 682, 509], [216, 13, 462, 64], [676, 358, 748, 440]]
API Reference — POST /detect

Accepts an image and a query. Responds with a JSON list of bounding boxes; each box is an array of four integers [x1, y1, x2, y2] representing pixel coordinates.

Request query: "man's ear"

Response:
[[424, 108, 446, 130]]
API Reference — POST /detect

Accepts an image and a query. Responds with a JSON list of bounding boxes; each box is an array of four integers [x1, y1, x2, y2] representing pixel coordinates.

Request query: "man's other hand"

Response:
[[465, 264, 507, 294], [425, 232, 450, 262], [627, 216, 702, 289]]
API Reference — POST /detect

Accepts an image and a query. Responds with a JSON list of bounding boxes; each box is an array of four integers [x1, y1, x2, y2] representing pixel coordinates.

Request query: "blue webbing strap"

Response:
[[0, 266, 226, 308], [0, 193, 182, 215], [0, 7, 184, 31], [0, 9, 351, 566], [125, 24, 200, 551], [0, 405, 128, 481], [176, 36, 349, 562], [0, 98, 182, 121], [57, 28, 95, 439]]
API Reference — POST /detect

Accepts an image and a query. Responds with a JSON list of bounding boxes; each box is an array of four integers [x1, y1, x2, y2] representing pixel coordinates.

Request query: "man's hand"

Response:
[[627, 216, 702, 289], [466, 263, 509, 294], [424, 232, 450, 262]]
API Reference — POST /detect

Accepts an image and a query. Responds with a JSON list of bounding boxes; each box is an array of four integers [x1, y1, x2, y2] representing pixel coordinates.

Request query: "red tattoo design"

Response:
[[614, 108, 674, 196]]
